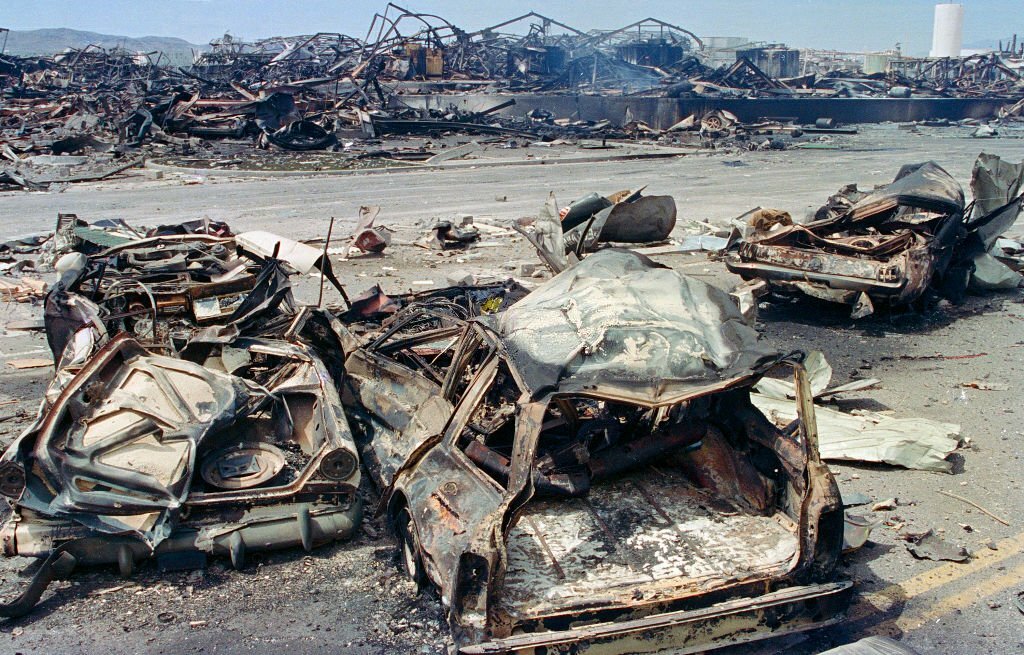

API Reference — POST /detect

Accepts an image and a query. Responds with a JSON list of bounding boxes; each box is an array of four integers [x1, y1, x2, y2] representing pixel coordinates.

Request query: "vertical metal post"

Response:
[[792, 363, 821, 462], [317, 216, 335, 307]]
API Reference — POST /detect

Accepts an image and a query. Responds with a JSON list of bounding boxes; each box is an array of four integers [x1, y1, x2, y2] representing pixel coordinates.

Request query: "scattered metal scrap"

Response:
[[514, 186, 680, 273], [905, 530, 970, 562], [0, 150, 1006, 651], [0, 190, 993, 655], [750, 351, 961, 472], [5, 5, 1020, 188]]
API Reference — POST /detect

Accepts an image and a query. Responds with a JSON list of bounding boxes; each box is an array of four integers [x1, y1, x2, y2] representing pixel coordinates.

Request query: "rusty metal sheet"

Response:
[[485, 249, 780, 403]]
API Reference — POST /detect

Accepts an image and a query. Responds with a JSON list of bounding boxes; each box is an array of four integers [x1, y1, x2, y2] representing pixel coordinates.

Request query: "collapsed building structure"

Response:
[[2, 3, 1023, 190]]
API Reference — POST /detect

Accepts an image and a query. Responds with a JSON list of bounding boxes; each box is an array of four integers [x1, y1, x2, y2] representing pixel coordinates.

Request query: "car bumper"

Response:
[[726, 259, 905, 296], [461, 581, 853, 655]]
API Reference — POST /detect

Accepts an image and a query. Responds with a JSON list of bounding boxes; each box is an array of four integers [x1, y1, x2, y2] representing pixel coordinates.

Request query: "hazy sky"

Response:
[[0, 1, 1015, 55]]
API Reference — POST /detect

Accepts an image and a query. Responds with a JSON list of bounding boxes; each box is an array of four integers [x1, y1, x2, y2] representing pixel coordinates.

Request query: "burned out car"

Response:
[[0, 226, 361, 617], [723, 156, 1024, 317], [343, 249, 849, 654], [43, 213, 346, 364]]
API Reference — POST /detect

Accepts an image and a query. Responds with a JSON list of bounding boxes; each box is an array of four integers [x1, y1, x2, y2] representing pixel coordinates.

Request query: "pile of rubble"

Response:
[[3, 4, 1022, 190]]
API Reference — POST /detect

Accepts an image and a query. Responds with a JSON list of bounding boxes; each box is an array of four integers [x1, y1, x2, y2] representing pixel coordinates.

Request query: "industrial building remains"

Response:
[[1, 3, 1022, 190]]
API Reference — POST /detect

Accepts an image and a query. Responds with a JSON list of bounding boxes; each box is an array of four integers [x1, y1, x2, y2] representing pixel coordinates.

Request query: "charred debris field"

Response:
[[0, 124, 1017, 655], [1, 6, 1024, 655]]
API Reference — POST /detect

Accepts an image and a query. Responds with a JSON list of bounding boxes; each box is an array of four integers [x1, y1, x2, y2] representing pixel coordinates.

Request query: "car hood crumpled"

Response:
[[482, 248, 781, 403], [831, 161, 965, 228]]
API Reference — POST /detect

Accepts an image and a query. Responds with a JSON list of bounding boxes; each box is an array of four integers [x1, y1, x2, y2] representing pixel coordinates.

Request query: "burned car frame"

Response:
[[0, 315, 362, 615], [724, 161, 967, 314], [343, 249, 849, 654], [0, 224, 362, 616], [723, 156, 1024, 316], [43, 217, 348, 364]]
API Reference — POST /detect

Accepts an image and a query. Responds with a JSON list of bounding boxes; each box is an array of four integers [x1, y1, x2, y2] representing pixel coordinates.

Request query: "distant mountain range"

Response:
[[1, 28, 204, 65]]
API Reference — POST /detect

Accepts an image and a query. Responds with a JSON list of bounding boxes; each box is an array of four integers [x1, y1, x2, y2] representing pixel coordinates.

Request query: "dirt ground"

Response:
[[0, 123, 1021, 654]]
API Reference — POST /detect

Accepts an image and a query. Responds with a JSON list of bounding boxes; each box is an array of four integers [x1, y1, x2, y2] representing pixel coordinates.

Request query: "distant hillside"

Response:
[[1, 28, 204, 65]]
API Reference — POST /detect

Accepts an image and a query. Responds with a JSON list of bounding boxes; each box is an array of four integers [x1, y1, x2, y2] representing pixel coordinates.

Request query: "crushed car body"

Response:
[[0, 221, 362, 617], [342, 248, 849, 654], [722, 155, 1024, 316], [42, 215, 346, 361]]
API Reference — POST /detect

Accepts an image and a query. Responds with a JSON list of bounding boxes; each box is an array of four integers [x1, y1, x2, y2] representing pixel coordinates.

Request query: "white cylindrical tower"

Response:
[[930, 3, 964, 58]]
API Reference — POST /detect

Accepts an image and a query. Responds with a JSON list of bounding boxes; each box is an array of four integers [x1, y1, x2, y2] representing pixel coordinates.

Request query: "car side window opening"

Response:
[[441, 327, 495, 406], [456, 358, 522, 490], [368, 311, 464, 384], [533, 397, 714, 497]]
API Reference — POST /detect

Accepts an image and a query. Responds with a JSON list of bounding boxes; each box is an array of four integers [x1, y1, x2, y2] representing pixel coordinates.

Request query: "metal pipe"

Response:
[[318, 216, 335, 307]]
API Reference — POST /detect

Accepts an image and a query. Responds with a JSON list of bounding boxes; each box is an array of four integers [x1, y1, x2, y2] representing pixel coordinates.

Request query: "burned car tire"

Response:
[[265, 120, 336, 151], [396, 508, 426, 587]]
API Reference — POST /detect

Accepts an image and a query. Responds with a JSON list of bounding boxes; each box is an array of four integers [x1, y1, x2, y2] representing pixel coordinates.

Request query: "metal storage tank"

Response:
[[863, 53, 892, 74], [929, 3, 964, 58]]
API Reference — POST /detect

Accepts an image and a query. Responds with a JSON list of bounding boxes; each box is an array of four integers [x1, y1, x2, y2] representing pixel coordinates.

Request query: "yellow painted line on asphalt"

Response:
[[888, 559, 1024, 632], [849, 530, 1024, 621], [861, 559, 1024, 639]]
